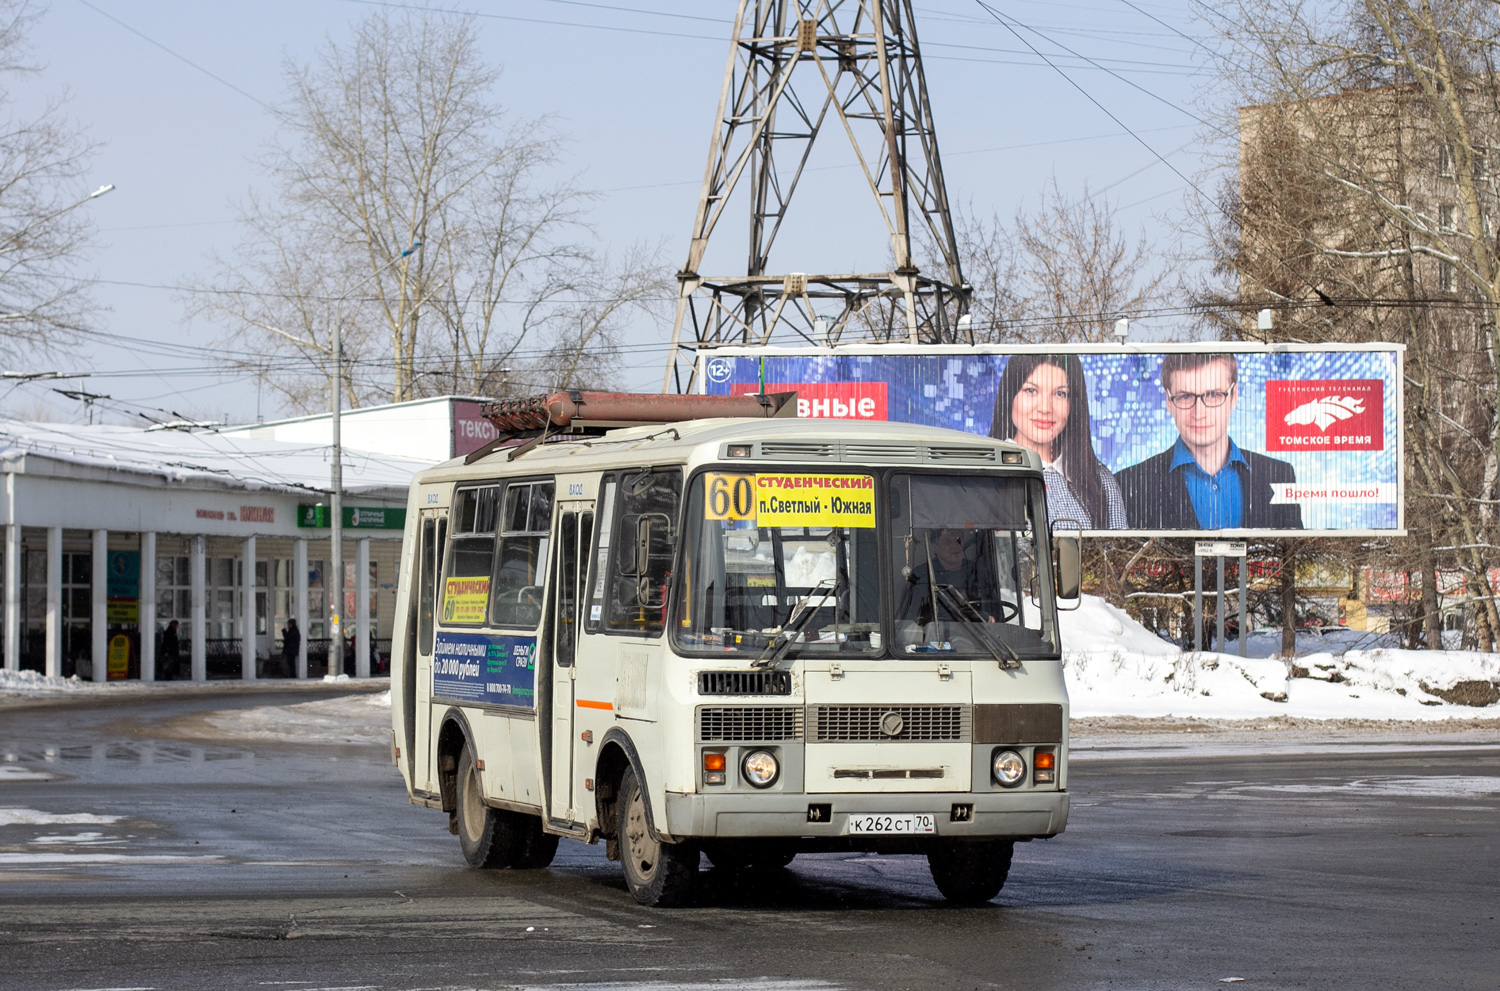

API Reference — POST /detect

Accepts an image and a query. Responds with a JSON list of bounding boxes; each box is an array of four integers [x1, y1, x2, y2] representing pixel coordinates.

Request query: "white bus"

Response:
[[390, 392, 1079, 906]]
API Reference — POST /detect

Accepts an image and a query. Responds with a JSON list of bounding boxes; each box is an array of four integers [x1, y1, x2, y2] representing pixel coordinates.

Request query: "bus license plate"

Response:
[[846, 813, 936, 835]]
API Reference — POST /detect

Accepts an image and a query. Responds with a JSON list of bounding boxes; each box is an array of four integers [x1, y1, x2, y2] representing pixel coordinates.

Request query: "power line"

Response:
[[973, 1, 1219, 218], [76, 0, 279, 114]]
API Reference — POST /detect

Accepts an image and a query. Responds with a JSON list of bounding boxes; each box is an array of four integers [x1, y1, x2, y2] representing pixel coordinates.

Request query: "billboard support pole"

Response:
[[1237, 561, 1248, 658], [1193, 555, 1203, 652], [1216, 556, 1227, 653]]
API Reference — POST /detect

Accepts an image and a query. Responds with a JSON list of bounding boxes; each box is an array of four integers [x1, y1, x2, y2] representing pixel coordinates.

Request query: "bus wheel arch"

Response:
[[435, 708, 476, 820], [595, 729, 651, 861]]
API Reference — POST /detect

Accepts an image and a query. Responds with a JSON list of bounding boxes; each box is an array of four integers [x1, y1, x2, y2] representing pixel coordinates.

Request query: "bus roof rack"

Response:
[[469, 390, 797, 463]]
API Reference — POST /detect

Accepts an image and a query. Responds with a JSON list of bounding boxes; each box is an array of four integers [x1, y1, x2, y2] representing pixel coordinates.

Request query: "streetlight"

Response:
[[327, 238, 422, 679], [0, 183, 114, 257]]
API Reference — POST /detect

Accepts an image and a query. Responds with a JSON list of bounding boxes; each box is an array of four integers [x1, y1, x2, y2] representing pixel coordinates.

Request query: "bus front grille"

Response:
[[698, 670, 792, 696], [698, 706, 804, 742], [810, 705, 970, 742]]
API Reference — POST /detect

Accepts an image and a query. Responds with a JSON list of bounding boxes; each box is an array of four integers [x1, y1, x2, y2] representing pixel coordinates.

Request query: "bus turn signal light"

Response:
[[703, 752, 727, 785], [1034, 749, 1056, 783]]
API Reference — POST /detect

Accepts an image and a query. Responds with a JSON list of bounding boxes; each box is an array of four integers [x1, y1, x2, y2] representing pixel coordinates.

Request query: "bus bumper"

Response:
[[659, 789, 1068, 842]]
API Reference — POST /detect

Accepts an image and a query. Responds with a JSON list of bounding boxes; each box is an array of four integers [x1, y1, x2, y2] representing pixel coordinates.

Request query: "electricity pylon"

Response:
[[662, 0, 970, 393]]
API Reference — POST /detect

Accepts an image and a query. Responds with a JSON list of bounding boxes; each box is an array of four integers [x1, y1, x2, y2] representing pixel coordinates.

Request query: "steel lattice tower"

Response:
[[663, 0, 969, 393]]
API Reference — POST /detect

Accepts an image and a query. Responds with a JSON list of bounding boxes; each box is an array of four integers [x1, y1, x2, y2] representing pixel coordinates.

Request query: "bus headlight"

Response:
[[992, 749, 1026, 787], [741, 749, 780, 788]]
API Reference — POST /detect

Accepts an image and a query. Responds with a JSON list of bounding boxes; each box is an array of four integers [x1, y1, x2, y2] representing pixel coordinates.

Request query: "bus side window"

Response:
[[491, 479, 555, 628], [418, 517, 436, 653], [555, 513, 578, 667], [585, 477, 616, 634], [607, 468, 682, 636], [441, 486, 497, 626]]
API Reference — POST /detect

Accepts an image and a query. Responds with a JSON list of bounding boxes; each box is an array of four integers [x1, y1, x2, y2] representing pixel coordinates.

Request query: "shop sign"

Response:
[[452, 400, 501, 457], [297, 505, 407, 529], [194, 506, 275, 523]]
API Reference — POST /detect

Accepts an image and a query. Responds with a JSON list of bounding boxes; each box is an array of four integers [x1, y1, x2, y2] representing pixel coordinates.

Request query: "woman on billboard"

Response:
[[989, 354, 1127, 529]]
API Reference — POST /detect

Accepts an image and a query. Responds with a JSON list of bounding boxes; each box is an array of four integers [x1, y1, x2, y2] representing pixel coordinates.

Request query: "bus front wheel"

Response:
[[617, 765, 698, 907], [927, 838, 1014, 904]]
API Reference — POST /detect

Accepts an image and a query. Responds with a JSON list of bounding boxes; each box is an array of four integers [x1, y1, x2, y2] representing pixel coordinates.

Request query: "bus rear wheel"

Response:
[[455, 746, 558, 869], [927, 838, 1014, 904], [456, 745, 508, 868], [617, 765, 698, 906]]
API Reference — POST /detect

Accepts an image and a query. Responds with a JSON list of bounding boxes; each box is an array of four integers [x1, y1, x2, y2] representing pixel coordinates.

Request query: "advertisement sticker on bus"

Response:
[[432, 632, 536, 707], [442, 576, 490, 624]]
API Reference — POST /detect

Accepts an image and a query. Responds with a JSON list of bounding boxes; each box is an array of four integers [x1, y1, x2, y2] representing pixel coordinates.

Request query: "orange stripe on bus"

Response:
[[576, 699, 614, 711]]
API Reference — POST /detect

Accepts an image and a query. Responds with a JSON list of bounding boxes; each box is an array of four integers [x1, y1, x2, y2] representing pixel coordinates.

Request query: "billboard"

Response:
[[700, 344, 1404, 536]]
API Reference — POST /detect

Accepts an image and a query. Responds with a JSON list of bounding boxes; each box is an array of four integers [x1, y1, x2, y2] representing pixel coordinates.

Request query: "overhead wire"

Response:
[[76, 0, 280, 114]]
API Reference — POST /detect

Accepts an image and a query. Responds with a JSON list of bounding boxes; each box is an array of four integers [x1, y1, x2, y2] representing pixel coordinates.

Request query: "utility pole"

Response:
[[328, 240, 422, 677], [663, 0, 969, 394]]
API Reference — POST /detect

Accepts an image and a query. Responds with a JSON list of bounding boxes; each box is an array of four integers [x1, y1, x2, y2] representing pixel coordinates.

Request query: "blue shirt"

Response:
[[1170, 437, 1246, 529]]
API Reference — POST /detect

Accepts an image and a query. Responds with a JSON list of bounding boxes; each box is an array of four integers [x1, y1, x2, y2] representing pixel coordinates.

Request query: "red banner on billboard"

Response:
[[1265, 379, 1384, 451], [730, 382, 888, 420]]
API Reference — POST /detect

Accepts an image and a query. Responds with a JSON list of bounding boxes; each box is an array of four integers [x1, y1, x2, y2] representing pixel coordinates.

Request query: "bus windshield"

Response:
[[672, 469, 1056, 658], [888, 473, 1055, 657]]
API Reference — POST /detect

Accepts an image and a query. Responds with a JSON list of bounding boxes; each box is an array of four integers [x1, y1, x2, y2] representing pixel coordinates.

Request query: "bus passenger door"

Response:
[[548, 505, 591, 824], [414, 510, 446, 794]]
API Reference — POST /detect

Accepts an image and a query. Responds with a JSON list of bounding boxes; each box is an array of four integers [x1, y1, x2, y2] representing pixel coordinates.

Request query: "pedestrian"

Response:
[[344, 632, 356, 676], [280, 617, 300, 678], [160, 620, 180, 680]]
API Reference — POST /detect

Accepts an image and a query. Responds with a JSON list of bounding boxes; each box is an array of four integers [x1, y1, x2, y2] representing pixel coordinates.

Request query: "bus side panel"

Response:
[[574, 631, 618, 831], [509, 713, 542, 807], [471, 710, 516, 801]]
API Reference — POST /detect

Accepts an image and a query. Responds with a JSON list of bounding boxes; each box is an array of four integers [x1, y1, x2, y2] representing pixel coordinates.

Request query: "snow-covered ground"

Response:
[[195, 690, 393, 746], [0, 669, 367, 699], [1058, 596, 1500, 721]]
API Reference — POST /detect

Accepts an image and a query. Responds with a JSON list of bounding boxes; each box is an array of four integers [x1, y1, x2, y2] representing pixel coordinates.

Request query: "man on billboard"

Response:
[[1118, 353, 1303, 530]]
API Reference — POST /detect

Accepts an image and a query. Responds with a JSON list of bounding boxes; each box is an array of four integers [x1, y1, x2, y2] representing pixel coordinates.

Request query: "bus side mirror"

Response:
[[635, 516, 652, 579], [1051, 527, 1081, 600]]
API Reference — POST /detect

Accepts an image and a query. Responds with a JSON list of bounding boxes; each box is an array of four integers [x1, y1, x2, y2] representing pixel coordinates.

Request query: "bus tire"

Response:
[[456, 745, 511, 868], [512, 819, 559, 869], [927, 838, 1013, 904], [617, 765, 698, 907]]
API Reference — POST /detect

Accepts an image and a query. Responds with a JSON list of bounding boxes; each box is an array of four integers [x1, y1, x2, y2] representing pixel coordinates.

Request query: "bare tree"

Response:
[[0, 0, 101, 360], [193, 7, 665, 411], [955, 180, 1165, 343], [1196, 0, 1500, 647]]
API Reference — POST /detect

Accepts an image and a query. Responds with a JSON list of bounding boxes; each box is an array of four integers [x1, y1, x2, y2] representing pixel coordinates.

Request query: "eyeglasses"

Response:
[[1168, 386, 1234, 409]]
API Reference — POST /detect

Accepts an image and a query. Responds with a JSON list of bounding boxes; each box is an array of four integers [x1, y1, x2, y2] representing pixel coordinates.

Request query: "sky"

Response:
[[3, 0, 1220, 426]]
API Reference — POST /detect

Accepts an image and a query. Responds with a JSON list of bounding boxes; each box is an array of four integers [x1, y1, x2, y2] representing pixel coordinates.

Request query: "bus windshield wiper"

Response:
[[753, 577, 838, 669], [932, 583, 1021, 669]]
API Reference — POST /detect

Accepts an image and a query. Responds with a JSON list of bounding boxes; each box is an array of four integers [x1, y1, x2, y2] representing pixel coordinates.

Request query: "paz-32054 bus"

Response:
[[389, 391, 1080, 906]]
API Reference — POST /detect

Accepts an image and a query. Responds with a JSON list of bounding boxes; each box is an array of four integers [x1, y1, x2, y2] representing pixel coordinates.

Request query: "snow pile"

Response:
[[0, 808, 122, 826], [200, 694, 390, 745], [1059, 596, 1500, 720], [0, 669, 99, 696]]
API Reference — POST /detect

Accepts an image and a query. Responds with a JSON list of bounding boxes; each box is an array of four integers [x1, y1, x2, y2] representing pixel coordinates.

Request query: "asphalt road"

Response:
[[0, 690, 1496, 991]]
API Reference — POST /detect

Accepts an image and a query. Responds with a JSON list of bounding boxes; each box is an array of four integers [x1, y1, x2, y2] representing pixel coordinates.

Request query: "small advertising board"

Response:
[[431, 631, 537, 708]]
